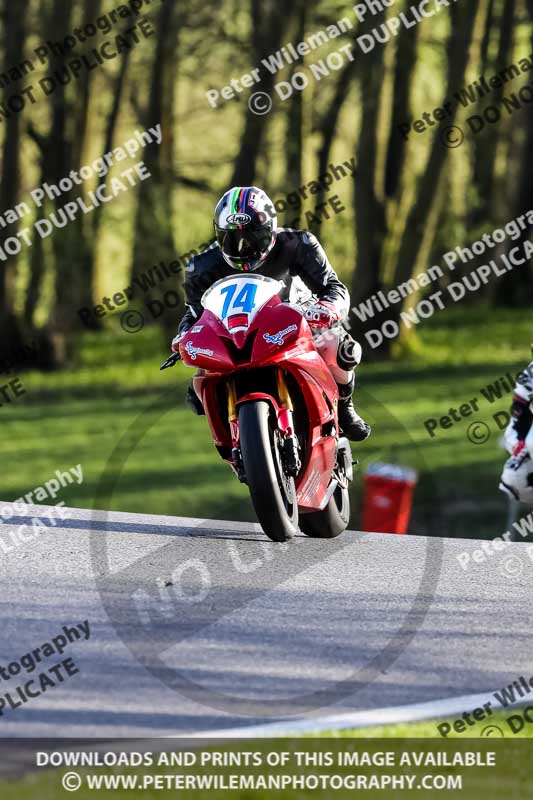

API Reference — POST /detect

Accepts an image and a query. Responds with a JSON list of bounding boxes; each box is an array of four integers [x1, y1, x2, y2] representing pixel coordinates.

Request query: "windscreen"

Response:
[[201, 275, 284, 334]]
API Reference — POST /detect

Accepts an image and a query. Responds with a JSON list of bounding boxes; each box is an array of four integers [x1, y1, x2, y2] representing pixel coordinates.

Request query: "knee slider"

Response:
[[337, 334, 361, 370]]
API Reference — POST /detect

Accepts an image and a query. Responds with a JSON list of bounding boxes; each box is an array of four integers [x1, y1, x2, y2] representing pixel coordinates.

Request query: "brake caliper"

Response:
[[280, 435, 301, 477]]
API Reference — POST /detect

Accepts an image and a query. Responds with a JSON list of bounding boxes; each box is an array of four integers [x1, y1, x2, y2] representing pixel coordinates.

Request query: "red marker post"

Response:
[[362, 463, 418, 535]]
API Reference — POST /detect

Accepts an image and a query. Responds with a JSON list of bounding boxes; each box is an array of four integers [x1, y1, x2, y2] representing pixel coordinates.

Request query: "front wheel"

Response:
[[239, 400, 299, 543]]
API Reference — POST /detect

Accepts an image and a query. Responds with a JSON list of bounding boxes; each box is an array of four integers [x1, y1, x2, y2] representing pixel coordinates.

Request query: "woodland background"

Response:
[[0, 0, 532, 537]]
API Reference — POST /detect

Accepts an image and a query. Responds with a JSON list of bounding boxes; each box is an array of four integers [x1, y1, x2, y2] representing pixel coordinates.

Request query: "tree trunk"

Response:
[[312, 41, 358, 236], [130, 0, 180, 339], [496, 0, 533, 303], [23, 206, 46, 328], [469, 0, 515, 229], [23, 0, 54, 331], [384, 22, 420, 198], [92, 40, 131, 244], [349, 10, 388, 344], [45, 0, 82, 336], [0, 0, 30, 361], [480, 0, 495, 73], [71, 0, 103, 314], [24, 0, 101, 361], [230, 0, 288, 186], [284, 0, 306, 194], [381, 2, 482, 350]]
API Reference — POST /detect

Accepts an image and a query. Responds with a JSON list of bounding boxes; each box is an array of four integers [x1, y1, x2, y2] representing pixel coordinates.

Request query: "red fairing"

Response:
[[182, 293, 341, 512], [179, 310, 234, 370]]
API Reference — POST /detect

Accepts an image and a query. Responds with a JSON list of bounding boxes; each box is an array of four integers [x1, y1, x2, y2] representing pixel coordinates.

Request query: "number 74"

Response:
[[220, 283, 258, 318]]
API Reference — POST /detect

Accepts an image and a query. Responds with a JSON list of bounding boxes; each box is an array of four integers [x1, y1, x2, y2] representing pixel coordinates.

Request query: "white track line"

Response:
[[188, 692, 526, 738], [26, 692, 523, 772]]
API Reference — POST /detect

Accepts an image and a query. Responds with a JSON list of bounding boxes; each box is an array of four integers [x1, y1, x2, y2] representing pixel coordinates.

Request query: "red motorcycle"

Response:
[[161, 275, 354, 542]]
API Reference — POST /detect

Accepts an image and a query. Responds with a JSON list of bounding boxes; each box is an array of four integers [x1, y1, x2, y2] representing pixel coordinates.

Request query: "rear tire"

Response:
[[239, 400, 299, 542], [299, 482, 350, 539]]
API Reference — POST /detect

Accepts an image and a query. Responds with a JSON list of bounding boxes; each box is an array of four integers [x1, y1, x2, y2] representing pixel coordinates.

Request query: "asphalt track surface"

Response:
[[0, 502, 531, 740]]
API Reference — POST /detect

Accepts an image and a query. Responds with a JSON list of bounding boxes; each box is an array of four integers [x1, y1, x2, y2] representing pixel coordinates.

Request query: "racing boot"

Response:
[[186, 383, 205, 416], [337, 376, 371, 442]]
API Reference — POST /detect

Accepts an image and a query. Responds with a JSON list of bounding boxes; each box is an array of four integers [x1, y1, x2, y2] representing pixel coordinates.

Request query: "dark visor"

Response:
[[215, 225, 272, 263]]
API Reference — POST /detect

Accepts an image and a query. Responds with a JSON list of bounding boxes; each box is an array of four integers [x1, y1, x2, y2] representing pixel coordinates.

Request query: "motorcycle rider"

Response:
[[499, 347, 533, 503], [172, 186, 371, 442]]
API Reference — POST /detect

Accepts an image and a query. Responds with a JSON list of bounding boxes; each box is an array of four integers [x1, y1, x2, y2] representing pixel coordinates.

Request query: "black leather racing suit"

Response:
[[177, 228, 370, 440], [177, 228, 350, 335]]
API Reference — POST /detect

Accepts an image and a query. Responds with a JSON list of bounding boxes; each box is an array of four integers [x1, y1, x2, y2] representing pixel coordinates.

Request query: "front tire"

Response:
[[239, 400, 299, 542]]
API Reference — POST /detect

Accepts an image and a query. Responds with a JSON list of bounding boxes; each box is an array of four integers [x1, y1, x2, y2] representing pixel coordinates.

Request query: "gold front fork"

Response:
[[228, 372, 291, 419], [277, 369, 293, 410], [227, 378, 238, 422]]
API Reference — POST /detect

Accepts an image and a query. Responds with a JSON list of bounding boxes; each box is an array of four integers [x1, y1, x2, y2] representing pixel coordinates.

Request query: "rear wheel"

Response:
[[299, 441, 351, 539], [299, 482, 350, 538], [239, 400, 299, 542]]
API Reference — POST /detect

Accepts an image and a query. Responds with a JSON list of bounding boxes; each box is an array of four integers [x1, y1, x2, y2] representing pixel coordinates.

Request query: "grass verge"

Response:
[[1, 306, 530, 538]]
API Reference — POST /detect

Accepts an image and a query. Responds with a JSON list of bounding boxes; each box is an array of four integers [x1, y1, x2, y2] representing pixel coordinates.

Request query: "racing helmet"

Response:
[[214, 187, 277, 272]]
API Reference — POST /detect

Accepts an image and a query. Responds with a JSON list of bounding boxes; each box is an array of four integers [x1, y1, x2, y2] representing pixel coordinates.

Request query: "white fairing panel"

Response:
[[202, 275, 284, 333]]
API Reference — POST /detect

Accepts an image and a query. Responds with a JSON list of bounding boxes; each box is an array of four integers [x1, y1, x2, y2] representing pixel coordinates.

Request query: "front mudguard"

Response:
[[235, 392, 294, 438]]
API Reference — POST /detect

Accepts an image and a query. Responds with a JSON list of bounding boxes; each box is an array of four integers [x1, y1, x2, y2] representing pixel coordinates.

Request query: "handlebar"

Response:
[[160, 352, 182, 371]]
